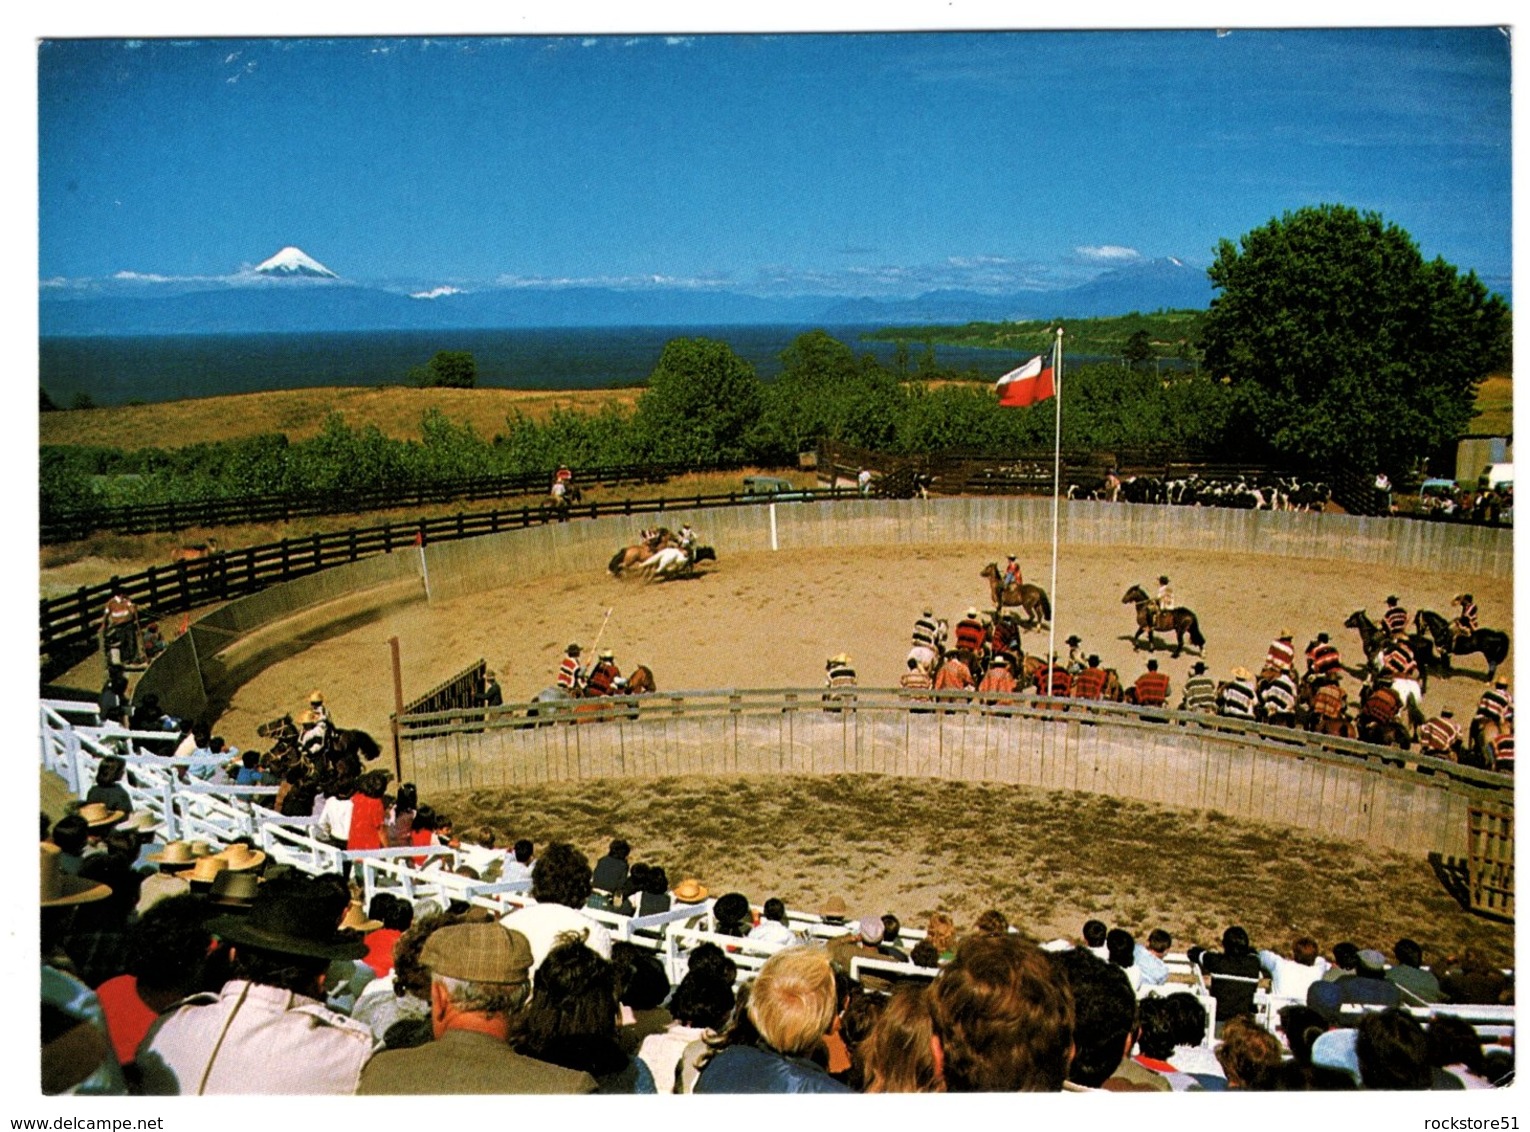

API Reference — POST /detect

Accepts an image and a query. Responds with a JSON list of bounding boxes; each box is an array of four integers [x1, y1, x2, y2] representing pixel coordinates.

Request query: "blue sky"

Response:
[[37, 26, 1512, 299]]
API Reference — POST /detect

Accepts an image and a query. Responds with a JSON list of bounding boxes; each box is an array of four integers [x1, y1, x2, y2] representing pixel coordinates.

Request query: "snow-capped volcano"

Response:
[[253, 246, 338, 278]]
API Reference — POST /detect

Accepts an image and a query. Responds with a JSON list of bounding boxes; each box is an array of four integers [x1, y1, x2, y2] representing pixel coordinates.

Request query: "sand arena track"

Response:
[[217, 540, 1512, 752]]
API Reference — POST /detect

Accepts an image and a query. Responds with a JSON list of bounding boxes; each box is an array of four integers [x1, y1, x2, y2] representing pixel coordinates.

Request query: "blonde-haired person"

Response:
[[925, 911, 957, 962], [693, 947, 851, 1094]]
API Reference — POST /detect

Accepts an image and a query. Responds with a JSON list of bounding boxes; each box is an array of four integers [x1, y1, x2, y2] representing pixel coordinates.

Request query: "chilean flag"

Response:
[[995, 353, 1055, 408]]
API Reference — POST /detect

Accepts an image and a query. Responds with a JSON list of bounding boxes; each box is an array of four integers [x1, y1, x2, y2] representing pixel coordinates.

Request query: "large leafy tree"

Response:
[[1200, 204, 1508, 473], [755, 329, 907, 459], [632, 337, 763, 463]]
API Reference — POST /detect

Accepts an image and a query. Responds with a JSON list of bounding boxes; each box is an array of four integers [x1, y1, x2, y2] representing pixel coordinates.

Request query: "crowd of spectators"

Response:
[[41, 790, 1515, 1096]]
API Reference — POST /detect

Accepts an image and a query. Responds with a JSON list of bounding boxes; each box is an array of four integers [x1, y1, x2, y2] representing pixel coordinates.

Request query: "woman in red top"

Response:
[[408, 804, 441, 867], [347, 770, 391, 853]]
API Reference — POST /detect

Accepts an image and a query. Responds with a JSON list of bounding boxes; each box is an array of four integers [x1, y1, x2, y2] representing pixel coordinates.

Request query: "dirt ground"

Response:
[[180, 536, 1516, 964]]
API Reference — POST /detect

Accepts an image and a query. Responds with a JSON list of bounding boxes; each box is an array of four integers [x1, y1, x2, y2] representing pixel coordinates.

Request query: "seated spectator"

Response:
[[835, 985, 888, 1089], [925, 912, 957, 962], [1189, 925, 1262, 1023], [974, 909, 1010, 936], [136, 873, 375, 1094], [101, 898, 215, 1084], [1105, 928, 1143, 992], [499, 841, 613, 979], [357, 923, 595, 1094], [591, 838, 631, 895], [635, 864, 671, 917], [879, 913, 909, 962], [1133, 995, 1215, 1091], [1387, 937, 1443, 1005], [614, 942, 672, 1054], [350, 907, 490, 1047], [1057, 947, 1167, 1091], [928, 933, 1074, 1092], [1426, 1014, 1496, 1089], [711, 891, 753, 938], [1258, 934, 1330, 1002], [1438, 947, 1510, 1005], [513, 940, 655, 1093], [501, 837, 535, 884], [385, 783, 418, 847], [1081, 918, 1108, 958], [40, 844, 123, 1096], [1134, 928, 1173, 988], [361, 892, 414, 979], [233, 750, 274, 787], [1309, 948, 1400, 1021], [1323, 940, 1361, 982], [49, 814, 91, 876], [694, 947, 852, 1094], [746, 897, 797, 950], [862, 982, 944, 1093], [1354, 1007, 1433, 1090], [1164, 991, 1222, 1080], [638, 969, 736, 1093], [910, 940, 941, 968], [828, 914, 894, 991], [1214, 1016, 1284, 1089], [1276, 1002, 1330, 1065], [86, 756, 134, 816]]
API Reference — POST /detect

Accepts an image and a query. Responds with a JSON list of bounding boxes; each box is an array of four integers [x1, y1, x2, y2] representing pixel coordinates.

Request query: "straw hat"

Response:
[[338, 900, 383, 933], [1231, 666, 1253, 681], [216, 843, 267, 872], [299, 709, 321, 725], [309, 690, 325, 705], [828, 653, 852, 667], [599, 649, 614, 661], [77, 802, 124, 828], [1279, 628, 1294, 639], [819, 894, 849, 919], [117, 811, 161, 835], [187, 856, 229, 886], [965, 607, 979, 619], [40, 843, 111, 907], [186, 841, 217, 857], [209, 869, 261, 908], [672, 877, 709, 904], [144, 841, 200, 870]]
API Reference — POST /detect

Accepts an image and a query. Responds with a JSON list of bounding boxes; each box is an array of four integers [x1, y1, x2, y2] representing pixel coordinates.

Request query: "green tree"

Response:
[[631, 337, 763, 463], [1201, 204, 1509, 472], [1123, 329, 1155, 370], [414, 350, 478, 389]]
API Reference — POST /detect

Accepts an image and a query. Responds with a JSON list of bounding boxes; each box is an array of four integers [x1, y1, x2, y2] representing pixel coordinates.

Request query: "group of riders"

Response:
[[882, 560, 1511, 773]]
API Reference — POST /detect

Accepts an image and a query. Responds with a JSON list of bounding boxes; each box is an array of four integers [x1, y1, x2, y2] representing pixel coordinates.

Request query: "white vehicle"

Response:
[[1478, 463, 1513, 491]]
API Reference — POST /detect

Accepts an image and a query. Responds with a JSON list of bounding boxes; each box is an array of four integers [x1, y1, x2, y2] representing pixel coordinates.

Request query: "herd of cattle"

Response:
[[1067, 473, 1332, 511]]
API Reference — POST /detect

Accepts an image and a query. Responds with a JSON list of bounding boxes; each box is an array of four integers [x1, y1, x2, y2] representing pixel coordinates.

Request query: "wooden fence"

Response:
[[394, 687, 1513, 862], [40, 457, 737, 543]]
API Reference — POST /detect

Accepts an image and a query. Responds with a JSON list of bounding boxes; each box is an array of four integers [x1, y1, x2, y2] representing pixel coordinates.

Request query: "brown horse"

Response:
[[170, 537, 219, 562], [625, 665, 656, 694], [1121, 585, 1206, 657], [980, 564, 1051, 628], [608, 529, 677, 575]]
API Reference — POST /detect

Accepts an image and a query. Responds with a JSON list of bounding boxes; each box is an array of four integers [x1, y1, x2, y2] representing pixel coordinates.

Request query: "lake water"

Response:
[[39, 325, 1045, 407]]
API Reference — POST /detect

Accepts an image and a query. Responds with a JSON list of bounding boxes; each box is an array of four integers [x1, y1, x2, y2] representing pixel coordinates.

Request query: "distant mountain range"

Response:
[[41, 254, 1219, 337]]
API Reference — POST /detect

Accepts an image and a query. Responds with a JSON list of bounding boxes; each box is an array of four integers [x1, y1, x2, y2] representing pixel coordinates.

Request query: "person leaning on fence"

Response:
[[1071, 655, 1108, 701], [1217, 667, 1258, 719], [1179, 661, 1217, 713], [1420, 709, 1462, 759], [1305, 632, 1342, 678]]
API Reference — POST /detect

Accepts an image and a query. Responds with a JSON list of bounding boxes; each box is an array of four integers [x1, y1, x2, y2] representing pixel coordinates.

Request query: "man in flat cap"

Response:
[[358, 923, 596, 1094]]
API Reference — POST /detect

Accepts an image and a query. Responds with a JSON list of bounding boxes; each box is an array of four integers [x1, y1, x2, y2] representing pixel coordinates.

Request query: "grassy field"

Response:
[[38, 385, 641, 449], [1471, 374, 1513, 436]]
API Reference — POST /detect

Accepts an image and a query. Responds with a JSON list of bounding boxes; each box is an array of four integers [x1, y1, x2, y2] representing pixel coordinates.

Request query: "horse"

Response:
[[907, 644, 941, 677], [1342, 610, 1434, 686], [980, 564, 1051, 629], [1413, 609, 1511, 682], [624, 664, 656, 695], [608, 529, 678, 575], [638, 545, 715, 581], [326, 726, 382, 782], [1120, 585, 1205, 657], [524, 686, 576, 727], [170, 537, 219, 563]]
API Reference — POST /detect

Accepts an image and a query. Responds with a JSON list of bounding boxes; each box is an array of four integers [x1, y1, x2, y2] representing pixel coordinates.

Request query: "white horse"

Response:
[[638, 546, 691, 580]]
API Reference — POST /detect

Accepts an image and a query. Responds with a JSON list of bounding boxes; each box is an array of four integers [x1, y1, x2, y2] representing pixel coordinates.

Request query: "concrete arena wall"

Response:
[[423, 498, 1512, 599], [136, 498, 1510, 858], [399, 702, 1490, 858]]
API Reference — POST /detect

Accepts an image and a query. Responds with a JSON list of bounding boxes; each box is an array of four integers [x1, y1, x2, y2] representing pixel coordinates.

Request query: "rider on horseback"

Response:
[[1382, 595, 1409, 637], [954, 608, 987, 655], [1151, 576, 1175, 629], [1420, 708, 1462, 760], [1452, 594, 1479, 646], [585, 649, 622, 697], [1382, 635, 1419, 680], [1304, 633, 1343, 678], [557, 643, 586, 694], [1476, 679, 1514, 729], [1359, 673, 1405, 736], [298, 708, 328, 759], [1265, 630, 1296, 675], [1002, 555, 1022, 590], [1064, 635, 1085, 675], [912, 608, 941, 651]]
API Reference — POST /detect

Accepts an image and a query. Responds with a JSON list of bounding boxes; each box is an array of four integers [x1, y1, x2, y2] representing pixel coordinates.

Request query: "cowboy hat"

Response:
[[309, 690, 325, 704], [1065, 635, 1082, 646], [187, 856, 229, 886], [599, 649, 614, 661], [299, 709, 321, 725], [216, 843, 267, 872], [117, 811, 161, 835], [144, 841, 200, 869], [186, 840, 217, 857], [566, 643, 582, 655], [208, 869, 261, 908], [205, 875, 366, 961], [338, 900, 382, 933], [672, 877, 709, 904], [40, 843, 111, 907], [965, 607, 979, 619], [1231, 666, 1253, 681], [828, 653, 852, 667], [1279, 628, 1294, 639], [77, 802, 124, 828], [819, 894, 849, 919]]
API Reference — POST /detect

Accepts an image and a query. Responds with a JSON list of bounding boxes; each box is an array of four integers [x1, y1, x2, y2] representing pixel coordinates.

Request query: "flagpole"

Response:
[[1047, 327, 1063, 671]]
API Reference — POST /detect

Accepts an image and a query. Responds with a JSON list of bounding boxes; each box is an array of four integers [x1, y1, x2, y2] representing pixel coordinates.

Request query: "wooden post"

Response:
[[390, 635, 405, 783]]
